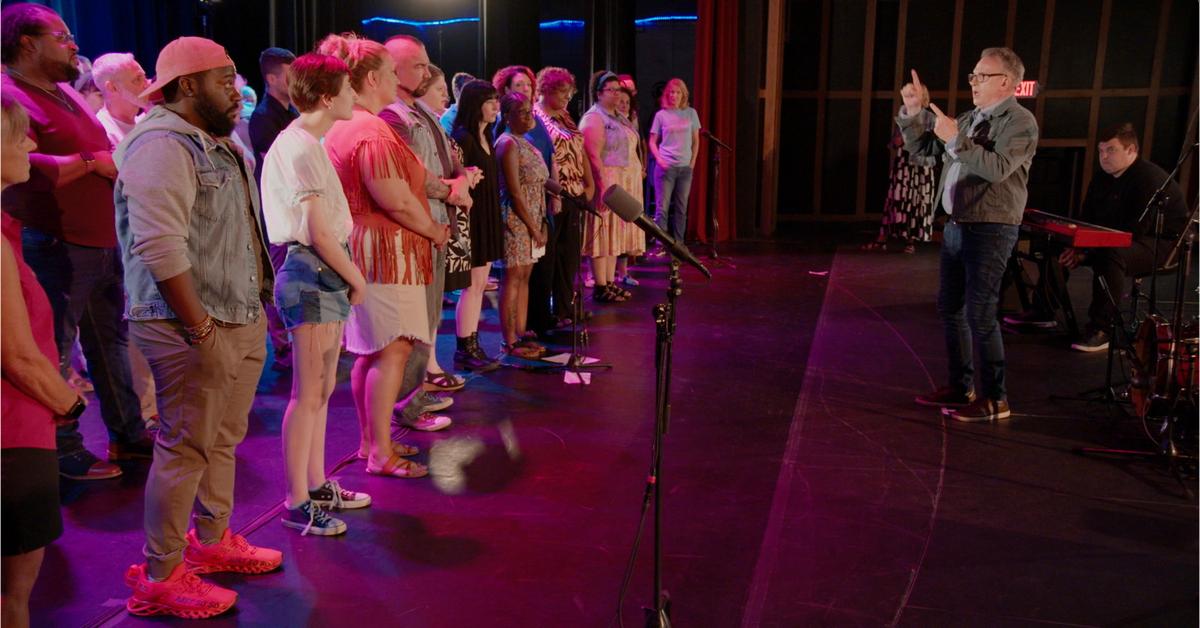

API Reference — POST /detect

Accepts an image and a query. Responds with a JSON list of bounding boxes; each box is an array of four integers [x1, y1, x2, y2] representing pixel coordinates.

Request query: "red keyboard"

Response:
[[1022, 209, 1133, 248]]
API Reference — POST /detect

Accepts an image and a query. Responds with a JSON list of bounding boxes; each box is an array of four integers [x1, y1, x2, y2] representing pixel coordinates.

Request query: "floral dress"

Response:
[[499, 133, 549, 266]]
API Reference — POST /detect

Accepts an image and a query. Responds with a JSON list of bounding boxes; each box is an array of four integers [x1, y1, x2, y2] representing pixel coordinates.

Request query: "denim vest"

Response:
[[115, 125, 273, 324], [583, 104, 635, 168]]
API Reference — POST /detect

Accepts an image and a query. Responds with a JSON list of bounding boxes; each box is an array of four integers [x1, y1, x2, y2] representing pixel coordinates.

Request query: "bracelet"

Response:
[[184, 316, 215, 345]]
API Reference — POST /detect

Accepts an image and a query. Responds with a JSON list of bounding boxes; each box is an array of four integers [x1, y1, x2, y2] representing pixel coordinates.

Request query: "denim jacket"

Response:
[[896, 96, 1038, 225], [582, 103, 636, 168], [114, 106, 273, 324]]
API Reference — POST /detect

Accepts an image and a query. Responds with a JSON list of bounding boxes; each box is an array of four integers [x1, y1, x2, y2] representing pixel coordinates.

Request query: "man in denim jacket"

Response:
[[113, 37, 280, 619], [902, 47, 1038, 423]]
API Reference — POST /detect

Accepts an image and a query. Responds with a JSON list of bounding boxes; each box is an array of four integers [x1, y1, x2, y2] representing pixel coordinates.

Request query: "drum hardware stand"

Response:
[[1051, 277, 1132, 410], [1075, 222, 1197, 497]]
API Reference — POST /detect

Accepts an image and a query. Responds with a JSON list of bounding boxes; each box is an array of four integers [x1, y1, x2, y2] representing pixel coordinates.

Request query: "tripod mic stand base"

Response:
[[642, 591, 672, 628]]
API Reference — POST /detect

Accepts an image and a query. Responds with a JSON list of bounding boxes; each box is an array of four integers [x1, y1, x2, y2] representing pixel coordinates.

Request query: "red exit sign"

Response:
[[1015, 80, 1039, 98]]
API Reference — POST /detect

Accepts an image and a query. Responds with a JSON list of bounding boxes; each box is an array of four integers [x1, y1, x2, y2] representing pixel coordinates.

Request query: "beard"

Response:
[[44, 57, 80, 84], [195, 90, 237, 137]]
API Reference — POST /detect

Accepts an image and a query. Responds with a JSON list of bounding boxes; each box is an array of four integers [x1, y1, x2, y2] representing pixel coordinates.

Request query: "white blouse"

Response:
[[261, 125, 352, 246]]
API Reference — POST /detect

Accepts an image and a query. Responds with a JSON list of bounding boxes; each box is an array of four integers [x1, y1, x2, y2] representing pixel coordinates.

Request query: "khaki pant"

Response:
[[131, 317, 266, 576]]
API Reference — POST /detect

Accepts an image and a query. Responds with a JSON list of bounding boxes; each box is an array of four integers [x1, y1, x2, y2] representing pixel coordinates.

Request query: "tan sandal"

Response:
[[366, 452, 428, 479], [357, 441, 419, 460]]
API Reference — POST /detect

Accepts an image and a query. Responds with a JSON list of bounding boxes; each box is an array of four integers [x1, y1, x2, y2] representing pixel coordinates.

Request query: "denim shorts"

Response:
[[273, 243, 351, 330]]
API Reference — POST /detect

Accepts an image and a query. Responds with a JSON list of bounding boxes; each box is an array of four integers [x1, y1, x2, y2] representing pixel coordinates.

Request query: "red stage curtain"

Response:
[[688, 0, 739, 243]]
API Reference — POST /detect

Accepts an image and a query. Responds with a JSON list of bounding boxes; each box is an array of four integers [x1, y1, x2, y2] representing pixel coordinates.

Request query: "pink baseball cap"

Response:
[[140, 36, 236, 100]]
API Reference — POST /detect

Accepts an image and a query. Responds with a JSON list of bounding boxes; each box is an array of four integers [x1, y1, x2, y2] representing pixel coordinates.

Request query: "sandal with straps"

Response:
[[357, 441, 419, 461], [599, 284, 628, 303], [516, 338, 547, 358], [860, 240, 887, 251], [366, 452, 428, 479], [502, 341, 542, 359], [423, 371, 465, 392]]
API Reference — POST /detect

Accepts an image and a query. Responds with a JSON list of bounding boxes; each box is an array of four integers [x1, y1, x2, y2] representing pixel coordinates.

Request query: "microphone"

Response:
[[603, 184, 711, 278], [544, 179, 601, 218]]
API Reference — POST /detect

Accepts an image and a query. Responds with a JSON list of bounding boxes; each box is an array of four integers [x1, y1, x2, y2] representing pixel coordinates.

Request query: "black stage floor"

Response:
[[35, 239, 1198, 627]]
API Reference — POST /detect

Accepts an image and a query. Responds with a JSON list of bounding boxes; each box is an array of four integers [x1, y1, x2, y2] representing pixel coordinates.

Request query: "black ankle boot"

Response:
[[455, 332, 500, 372]]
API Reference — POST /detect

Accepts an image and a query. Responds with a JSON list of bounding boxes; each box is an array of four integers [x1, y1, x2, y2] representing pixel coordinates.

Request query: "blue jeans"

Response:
[[653, 164, 694, 243], [937, 221, 1020, 401], [21, 228, 146, 455]]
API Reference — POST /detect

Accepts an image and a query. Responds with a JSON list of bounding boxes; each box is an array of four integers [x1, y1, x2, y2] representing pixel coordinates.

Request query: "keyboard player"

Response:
[[1012, 123, 1188, 352]]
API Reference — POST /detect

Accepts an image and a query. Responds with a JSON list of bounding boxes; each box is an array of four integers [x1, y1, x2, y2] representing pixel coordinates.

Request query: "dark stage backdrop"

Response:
[[765, 0, 1198, 228], [4, 0, 702, 218]]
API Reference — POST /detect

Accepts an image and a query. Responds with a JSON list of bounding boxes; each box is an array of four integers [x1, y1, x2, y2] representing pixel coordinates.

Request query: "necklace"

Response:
[[6, 68, 76, 113]]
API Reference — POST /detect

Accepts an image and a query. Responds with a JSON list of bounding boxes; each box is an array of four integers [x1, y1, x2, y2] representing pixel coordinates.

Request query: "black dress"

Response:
[[453, 127, 505, 267]]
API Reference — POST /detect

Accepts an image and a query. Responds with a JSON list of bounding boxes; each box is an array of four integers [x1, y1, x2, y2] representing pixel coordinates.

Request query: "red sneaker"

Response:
[[124, 562, 237, 619], [183, 528, 283, 575]]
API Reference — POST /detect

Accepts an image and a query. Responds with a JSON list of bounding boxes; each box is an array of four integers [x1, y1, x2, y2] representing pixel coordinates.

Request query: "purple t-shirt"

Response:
[[649, 107, 700, 168]]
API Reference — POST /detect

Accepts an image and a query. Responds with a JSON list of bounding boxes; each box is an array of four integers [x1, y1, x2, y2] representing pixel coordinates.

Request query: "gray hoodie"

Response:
[[114, 105, 273, 324]]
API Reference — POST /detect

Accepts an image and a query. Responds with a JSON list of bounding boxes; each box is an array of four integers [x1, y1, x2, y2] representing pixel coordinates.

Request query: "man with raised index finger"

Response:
[[902, 47, 1038, 422]]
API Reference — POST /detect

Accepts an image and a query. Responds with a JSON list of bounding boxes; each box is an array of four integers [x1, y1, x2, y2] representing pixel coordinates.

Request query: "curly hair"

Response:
[[491, 65, 535, 96], [535, 66, 575, 96]]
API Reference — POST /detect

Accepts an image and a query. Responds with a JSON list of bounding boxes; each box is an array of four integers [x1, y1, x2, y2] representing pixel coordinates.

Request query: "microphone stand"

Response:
[[523, 193, 611, 378], [701, 130, 735, 269], [641, 259, 682, 627]]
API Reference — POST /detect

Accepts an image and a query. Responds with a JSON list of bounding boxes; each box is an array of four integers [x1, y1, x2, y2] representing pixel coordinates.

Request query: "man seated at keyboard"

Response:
[[1057, 123, 1189, 352]]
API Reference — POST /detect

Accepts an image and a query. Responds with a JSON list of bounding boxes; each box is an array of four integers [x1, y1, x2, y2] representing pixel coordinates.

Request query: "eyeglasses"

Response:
[[966, 72, 1005, 85], [38, 30, 76, 44]]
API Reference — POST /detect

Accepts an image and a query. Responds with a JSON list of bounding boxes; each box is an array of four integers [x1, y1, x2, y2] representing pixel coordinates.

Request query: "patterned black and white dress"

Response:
[[878, 128, 937, 243]]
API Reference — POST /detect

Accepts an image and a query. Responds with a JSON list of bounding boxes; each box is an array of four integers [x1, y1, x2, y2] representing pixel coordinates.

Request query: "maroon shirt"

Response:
[[0, 214, 58, 450], [0, 73, 117, 248]]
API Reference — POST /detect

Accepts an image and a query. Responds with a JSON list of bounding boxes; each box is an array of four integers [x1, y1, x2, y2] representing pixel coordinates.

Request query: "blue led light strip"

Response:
[[361, 17, 480, 28], [634, 15, 698, 26], [539, 20, 586, 29], [361, 15, 698, 30]]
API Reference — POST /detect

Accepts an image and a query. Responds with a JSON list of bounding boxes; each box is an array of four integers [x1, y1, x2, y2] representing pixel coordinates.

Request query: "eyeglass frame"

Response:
[[36, 30, 76, 44], [966, 72, 1006, 85]]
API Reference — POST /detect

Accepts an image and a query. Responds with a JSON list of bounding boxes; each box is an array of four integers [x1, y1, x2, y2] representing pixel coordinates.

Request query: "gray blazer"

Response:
[[896, 96, 1038, 225]]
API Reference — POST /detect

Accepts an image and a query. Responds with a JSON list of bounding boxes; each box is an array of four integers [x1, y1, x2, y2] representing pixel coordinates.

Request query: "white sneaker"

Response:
[[405, 413, 453, 432]]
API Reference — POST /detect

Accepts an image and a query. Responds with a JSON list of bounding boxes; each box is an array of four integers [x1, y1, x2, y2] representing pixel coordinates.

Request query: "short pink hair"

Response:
[[659, 78, 690, 110]]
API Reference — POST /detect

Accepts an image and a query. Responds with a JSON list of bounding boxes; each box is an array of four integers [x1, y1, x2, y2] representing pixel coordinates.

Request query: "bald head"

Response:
[[384, 35, 429, 99]]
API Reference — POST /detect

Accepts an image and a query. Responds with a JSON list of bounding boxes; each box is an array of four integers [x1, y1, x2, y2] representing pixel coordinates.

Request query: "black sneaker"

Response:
[[281, 500, 346, 536], [309, 480, 371, 510], [1002, 311, 1056, 329], [60, 449, 123, 480], [914, 386, 977, 408], [1071, 330, 1110, 353]]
